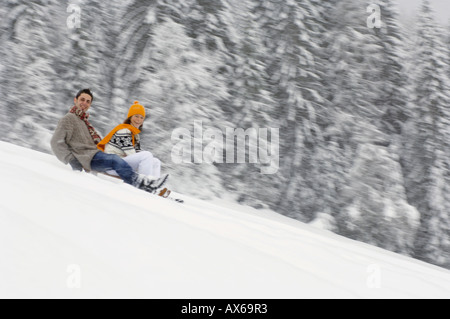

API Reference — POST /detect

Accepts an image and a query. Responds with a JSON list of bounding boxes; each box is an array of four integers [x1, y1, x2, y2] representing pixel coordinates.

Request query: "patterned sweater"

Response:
[[103, 128, 141, 158]]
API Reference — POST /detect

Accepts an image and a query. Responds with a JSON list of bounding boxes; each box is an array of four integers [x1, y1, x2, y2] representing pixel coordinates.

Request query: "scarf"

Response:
[[97, 124, 141, 152], [69, 106, 102, 144]]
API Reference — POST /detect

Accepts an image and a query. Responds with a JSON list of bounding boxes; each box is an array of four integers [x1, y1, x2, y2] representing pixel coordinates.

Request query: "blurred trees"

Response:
[[400, 0, 450, 267], [0, 0, 61, 151]]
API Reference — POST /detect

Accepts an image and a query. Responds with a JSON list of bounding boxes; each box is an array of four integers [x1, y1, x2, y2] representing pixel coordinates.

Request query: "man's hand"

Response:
[[69, 158, 83, 171]]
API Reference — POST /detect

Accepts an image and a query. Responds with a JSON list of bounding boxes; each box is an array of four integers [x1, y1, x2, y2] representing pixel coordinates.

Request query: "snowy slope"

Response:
[[1, 141, 450, 299]]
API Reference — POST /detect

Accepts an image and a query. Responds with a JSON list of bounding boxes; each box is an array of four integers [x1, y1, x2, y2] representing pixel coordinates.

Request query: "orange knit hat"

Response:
[[127, 101, 146, 118]]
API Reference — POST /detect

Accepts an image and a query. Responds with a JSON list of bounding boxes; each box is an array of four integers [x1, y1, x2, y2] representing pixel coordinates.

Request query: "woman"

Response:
[[97, 101, 162, 179]]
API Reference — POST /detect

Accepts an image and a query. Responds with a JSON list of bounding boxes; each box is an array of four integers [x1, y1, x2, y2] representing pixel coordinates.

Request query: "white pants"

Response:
[[108, 151, 161, 178]]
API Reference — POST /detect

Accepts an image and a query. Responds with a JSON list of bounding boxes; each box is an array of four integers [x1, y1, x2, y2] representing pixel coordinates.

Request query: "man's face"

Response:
[[74, 93, 92, 112]]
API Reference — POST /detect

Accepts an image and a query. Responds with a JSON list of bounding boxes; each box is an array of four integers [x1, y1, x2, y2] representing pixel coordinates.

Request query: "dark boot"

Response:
[[134, 174, 169, 194]]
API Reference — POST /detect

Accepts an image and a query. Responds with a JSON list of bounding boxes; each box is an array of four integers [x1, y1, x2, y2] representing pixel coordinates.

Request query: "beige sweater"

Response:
[[50, 113, 100, 171]]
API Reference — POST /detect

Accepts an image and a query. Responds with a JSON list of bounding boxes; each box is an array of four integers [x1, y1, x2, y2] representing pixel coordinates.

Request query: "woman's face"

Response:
[[130, 114, 145, 128]]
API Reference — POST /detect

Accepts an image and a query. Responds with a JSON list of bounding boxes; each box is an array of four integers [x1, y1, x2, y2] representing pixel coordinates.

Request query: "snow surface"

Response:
[[1, 141, 450, 299]]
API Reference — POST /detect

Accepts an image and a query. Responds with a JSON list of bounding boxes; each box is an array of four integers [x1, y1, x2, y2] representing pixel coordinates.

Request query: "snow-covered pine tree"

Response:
[[321, 0, 387, 130], [55, 0, 125, 136], [251, 0, 327, 221], [115, 1, 230, 198], [371, 0, 410, 135], [144, 18, 230, 199], [112, 0, 183, 98], [211, 0, 277, 207], [303, 0, 346, 222], [0, 0, 61, 152], [447, 20, 450, 80], [112, 0, 211, 101], [338, 143, 420, 254], [182, 0, 234, 53], [94, 1, 133, 119], [0, 5, 7, 136], [313, 0, 389, 222], [220, 0, 271, 124], [315, 0, 420, 254], [401, 0, 450, 268]]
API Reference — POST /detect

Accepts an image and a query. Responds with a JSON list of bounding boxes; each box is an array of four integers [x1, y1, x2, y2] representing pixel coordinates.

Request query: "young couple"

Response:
[[51, 88, 169, 196]]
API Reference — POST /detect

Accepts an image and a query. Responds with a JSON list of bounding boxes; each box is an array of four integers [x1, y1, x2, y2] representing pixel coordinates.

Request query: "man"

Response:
[[51, 88, 168, 194]]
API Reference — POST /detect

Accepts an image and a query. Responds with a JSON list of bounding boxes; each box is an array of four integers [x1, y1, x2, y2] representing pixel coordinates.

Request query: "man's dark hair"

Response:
[[75, 88, 94, 102]]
